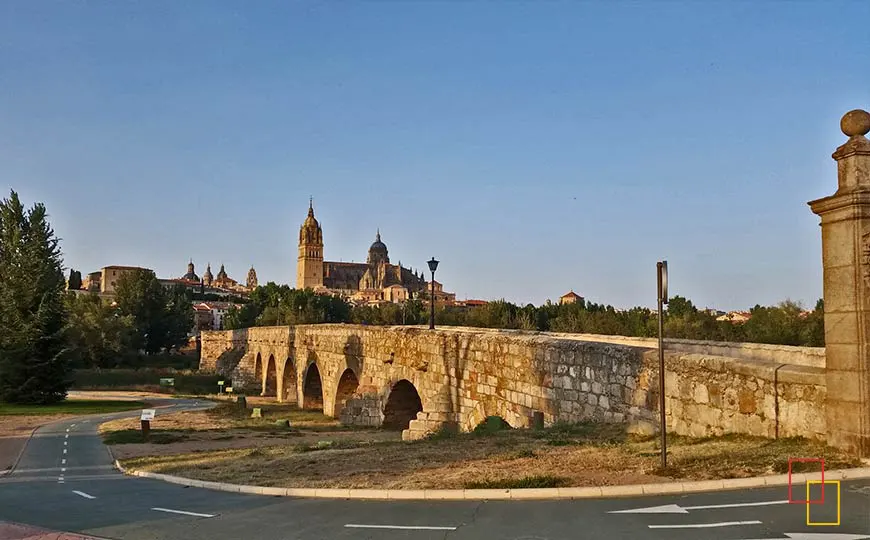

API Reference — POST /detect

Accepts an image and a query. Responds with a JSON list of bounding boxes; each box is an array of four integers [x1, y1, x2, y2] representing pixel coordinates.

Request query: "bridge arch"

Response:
[[334, 368, 360, 419], [280, 357, 297, 404], [382, 379, 423, 430], [253, 352, 263, 393], [464, 399, 524, 432], [264, 354, 278, 397], [302, 361, 324, 411]]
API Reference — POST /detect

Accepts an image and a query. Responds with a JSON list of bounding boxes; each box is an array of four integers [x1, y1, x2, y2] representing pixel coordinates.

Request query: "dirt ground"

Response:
[[120, 421, 862, 490], [101, 400, 401, 462]]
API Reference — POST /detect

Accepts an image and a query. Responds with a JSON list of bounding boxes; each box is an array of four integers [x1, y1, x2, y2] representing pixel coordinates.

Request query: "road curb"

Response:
[[113, 461, 870, 501], [2, 426, 40, 476]]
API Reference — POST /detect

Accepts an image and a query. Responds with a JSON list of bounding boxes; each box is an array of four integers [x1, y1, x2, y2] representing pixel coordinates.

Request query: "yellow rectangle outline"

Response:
[[806, 480, 840, 526]]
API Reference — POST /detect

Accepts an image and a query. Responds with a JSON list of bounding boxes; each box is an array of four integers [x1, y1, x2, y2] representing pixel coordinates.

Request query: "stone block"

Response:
[[826, 369, 865, 403], [824, 265, 857, 312]]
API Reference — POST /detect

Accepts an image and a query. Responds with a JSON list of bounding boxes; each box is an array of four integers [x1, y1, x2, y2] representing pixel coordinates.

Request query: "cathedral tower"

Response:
[[296, 199, 324, 290]]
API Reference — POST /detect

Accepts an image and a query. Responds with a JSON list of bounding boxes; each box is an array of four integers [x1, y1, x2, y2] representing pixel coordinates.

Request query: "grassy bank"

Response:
[[120, 421, 860, 490], [0, 399, 147, 416]]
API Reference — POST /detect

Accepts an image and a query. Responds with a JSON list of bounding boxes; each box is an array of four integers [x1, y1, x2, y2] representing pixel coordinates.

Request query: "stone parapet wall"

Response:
[[561, 332, 824, 369], [660, 352, 826, 440], [199, 324, 829, 443]]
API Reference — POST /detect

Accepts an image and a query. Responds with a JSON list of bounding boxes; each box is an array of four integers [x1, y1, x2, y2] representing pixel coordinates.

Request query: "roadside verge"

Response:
[[114, 460, 870, 501]]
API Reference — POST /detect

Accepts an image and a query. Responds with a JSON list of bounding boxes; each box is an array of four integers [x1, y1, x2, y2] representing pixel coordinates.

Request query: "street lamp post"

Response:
[[427, 257, 439, 330], [656, 260, 669, 469]]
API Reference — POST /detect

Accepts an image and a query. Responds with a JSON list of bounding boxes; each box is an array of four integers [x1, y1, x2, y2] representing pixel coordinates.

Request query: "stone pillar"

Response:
[[809, 109, 870, 456]]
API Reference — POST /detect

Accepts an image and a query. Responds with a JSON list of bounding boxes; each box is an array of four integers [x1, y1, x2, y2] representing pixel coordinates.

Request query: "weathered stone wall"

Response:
[[199, 324, 827, 443], [661, 353, 825, 440]]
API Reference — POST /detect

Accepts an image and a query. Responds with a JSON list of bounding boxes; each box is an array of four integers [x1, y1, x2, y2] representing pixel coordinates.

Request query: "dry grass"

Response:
[[101, 399, 397, 460], [121, 420, 861, 490]]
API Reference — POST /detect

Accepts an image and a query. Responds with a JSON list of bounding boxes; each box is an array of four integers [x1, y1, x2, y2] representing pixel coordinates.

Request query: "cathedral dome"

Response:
[[203, 263, 213, 286], [367, 230, 389, 264], [182, 260, 200, 282]]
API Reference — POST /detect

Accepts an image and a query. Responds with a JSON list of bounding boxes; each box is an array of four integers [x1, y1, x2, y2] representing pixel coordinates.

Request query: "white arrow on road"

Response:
[[610, 499, 789, 514], [737, 534, 870, 540]]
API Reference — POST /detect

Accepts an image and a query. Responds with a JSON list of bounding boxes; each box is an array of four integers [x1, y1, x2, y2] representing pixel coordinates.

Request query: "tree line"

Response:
[[224, 283, 825, 347]]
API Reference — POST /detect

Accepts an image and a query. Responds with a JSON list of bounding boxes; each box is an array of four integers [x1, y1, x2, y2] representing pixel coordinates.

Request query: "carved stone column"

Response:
[[809, 109, 870, 456]]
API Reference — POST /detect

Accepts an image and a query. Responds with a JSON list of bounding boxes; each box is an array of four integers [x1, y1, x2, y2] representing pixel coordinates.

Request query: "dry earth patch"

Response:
[[119, 418, 860, 490], [102, 400, 398, 461]]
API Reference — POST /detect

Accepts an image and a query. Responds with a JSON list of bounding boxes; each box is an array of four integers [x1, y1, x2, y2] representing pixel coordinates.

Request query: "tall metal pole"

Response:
[[429, 271, 436, 330], [657, 261, 667, 469]]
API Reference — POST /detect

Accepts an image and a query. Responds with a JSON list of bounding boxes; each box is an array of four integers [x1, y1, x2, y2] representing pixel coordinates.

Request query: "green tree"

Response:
[[0, 191, 72, 403], [114, 270, 192, 354], [801, 299, 825, 347], [67, 269, 82, 290], [65, 293, 135, 368]]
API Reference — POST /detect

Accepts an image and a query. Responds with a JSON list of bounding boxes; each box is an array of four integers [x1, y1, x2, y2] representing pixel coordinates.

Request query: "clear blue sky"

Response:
[[3, 2, 868, 310]]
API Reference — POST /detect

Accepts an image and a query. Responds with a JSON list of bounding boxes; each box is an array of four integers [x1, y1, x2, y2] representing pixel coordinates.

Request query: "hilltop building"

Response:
[[296, 201, 455, 305], [560, 291, 584, 305]]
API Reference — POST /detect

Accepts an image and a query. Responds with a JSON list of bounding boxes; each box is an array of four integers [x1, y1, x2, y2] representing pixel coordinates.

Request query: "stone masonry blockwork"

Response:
[[199, 324, 827, 443]]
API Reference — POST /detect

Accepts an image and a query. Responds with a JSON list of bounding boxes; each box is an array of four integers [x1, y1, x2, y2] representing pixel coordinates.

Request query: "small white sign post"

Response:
[[140, 409, 156, 440]]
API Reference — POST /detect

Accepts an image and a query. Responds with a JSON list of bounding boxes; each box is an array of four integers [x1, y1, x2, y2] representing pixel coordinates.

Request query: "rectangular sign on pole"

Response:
[[140, 409, 156, 421]]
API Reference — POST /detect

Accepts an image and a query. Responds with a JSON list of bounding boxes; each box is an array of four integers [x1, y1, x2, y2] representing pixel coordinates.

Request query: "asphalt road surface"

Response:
[[2, 398, 869, 540]]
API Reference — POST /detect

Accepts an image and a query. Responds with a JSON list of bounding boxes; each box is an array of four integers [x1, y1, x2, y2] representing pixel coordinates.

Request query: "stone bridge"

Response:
[[200, 324, 828, 444]]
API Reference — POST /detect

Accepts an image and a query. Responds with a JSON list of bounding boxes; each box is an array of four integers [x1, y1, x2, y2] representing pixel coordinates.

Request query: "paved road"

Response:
[[1, 399, 869, 540]]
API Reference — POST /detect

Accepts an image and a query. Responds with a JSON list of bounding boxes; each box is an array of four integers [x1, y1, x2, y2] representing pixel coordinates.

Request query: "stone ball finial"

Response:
[[841, 109, 870, 137]]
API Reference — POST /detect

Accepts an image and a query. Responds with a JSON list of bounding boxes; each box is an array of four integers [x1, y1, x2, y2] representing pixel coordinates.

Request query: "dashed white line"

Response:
[[72, 490, 96, 499], [65, 434, 69, 439], [151, 507, 215, 518], [344, 524, 459, 531], [61, 468, 66, 473], [64, 441, 68, 446], [648, 520, 763, 529], [61, 459, 66, 465], [63, 449, 67, 454]]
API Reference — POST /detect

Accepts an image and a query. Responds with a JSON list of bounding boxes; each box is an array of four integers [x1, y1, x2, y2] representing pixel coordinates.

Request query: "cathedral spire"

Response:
[[308, 196, 314, 217]]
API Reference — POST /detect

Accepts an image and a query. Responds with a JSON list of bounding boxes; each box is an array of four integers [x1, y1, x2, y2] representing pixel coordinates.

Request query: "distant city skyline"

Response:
[[4, 2, 868, 311]]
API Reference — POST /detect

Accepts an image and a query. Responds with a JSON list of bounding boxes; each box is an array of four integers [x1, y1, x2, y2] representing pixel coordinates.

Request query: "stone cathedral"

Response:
[[296, 201, 454, 304]]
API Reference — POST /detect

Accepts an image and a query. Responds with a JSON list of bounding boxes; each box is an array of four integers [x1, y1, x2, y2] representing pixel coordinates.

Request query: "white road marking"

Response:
[[344, 524, 459, 531], [649, 520, 763, 529], [72, 490, 96, 499], [65, 434, 69, 439], [61, 459, 66, 465], [63, 449, 67, 454], [64, 441, 67, 445], [71, 424, 76, 427], [611, 500, 789, 514], [151, 507, 215, 518]]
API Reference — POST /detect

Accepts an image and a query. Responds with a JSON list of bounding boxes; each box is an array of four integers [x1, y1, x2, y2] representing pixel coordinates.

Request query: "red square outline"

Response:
[[788, 458, 825, 504]]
